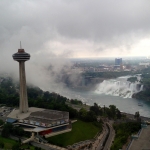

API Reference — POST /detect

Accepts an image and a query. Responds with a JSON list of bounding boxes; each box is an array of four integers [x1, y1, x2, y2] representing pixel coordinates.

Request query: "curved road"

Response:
[[96, 123, 108, 150], [93, 121, 115, 150], [103, 122, 115, 150]]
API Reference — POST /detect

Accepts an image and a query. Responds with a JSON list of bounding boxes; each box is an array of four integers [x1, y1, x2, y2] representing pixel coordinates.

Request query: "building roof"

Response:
[[26, 109, 69, 124], [7, 107, 45, 120], [129, 125, 150, 150], [29, 109, 68, 120], [6, 118, 17, 123], [7, 107, 69, 128]]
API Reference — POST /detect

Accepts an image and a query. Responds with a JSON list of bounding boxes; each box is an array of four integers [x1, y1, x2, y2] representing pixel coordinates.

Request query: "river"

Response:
[[60, 76, 150, 117]]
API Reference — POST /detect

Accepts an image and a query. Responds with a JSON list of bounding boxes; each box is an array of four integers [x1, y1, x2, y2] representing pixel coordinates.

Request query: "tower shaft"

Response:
[[19, 61, 28, 113], [13, 47, 30, 114]]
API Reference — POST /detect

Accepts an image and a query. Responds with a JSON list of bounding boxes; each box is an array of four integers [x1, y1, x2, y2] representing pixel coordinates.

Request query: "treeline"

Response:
[[1, 122, 25, 138], [83, 71, 133, 79], [70, 99, 83, 105], [78, 103, 122, 121], [133, 67, 150, 100], [0, 77, 122, 122], [111, 122, 141, 150], [0, 119, 41, 150], [0, 77, 78, 118], [127, 77, 138, 83]]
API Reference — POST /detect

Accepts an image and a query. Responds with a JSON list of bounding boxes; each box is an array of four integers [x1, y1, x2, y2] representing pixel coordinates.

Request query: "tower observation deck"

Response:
[[12, 47, 30, 113]]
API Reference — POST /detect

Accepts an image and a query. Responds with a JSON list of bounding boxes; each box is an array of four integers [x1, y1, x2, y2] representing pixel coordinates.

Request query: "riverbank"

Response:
[[132, 91, 150, 101]]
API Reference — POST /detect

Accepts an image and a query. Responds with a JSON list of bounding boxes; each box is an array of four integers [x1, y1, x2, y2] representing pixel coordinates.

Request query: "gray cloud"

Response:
[[0, 0, 150, 49], [0, 0, 150, 94]]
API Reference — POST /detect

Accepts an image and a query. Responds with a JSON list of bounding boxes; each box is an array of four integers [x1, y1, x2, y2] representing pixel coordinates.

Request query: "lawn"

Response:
[[0, 136, 16, 149], [48, 120, 102, 147]]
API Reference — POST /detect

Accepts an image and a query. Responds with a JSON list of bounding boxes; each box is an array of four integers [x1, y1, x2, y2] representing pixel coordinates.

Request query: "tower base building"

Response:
[[8, 46, 71, 138], [7, 107, 71, 138]]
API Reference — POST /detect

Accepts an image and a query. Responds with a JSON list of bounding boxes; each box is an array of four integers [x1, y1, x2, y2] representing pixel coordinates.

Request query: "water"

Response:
[[95, 76, 143, 98], [60, 75, 150, 117], [63, 89, 150, 117]]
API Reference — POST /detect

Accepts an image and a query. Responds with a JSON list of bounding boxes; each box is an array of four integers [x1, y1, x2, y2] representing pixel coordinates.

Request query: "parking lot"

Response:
[[0, 106, 14, 121]]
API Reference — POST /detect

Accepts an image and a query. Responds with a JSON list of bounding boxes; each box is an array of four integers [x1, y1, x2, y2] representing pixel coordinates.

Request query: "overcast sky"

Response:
[[0, 0, 150, 94], [0, 0, 150, 59]]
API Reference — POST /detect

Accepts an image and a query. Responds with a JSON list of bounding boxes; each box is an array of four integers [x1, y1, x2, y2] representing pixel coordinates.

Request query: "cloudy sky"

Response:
[[0, 0, 150, 59], [0, 0, 150, 93]]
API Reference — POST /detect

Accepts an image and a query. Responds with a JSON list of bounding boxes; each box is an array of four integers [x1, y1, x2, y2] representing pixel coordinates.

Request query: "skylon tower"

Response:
[[12, 43, 30, 113]]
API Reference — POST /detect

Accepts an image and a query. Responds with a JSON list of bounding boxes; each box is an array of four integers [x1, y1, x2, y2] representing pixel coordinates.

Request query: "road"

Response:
[[10, 135, 59, 150], [103, 122, 115, 150], [92, 121, 115, 150], [95, 123, 108, 150], [31, 142, 56, 150], [91, 122, 109, 150]]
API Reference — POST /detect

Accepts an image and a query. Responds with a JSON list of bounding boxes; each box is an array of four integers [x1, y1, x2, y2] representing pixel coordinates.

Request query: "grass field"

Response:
[[0, 136, 16, 149], [48, 120, 102, 147]]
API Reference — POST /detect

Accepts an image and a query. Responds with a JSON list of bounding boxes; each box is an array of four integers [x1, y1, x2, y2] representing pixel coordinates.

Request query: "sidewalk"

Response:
[[92, 124, 107, 150]]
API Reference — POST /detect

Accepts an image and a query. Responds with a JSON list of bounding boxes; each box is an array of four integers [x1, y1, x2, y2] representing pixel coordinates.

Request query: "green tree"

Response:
[[86, 111, 97, 122], [79, 108, 87, 121], [0, 141, 4, 148], [90, 103, 100, 115], [1, 123, 13, 138], [116, 109, 121, 119], [12, 142, 20, 150], [0, 119, 4, 125], [134, 111, 140, 119]]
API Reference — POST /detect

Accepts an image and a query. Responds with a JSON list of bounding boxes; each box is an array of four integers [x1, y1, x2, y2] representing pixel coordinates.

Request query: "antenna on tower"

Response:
[[20, 41, 22, 49]]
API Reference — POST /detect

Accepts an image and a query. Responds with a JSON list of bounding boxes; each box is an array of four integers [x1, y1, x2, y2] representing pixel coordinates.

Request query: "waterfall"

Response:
[[140, 85, 144, 91], [95, 76, 143, 98]]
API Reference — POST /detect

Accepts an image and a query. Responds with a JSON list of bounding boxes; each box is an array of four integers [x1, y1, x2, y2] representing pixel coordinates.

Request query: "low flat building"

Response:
[[129, 125, 150, 150], [7, 107, 71, 138]]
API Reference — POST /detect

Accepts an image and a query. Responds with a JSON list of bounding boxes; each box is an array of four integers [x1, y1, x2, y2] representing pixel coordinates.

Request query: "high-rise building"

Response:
[[12, 46, 30, 113], [115, 58, 122, 66]]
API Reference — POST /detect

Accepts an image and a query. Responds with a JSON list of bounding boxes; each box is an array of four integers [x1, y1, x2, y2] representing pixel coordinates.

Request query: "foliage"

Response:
[[127, 77, 138, 83], [105, 105, 121, 119], [70, 99, 83, 105], [0, 77, 123, 121], [134, 111, 140, 119], [1, 123, 25, 138], [0, 77, 79, 119], [83, 71, 133, 79], [0, 141, 4, 148], [0, 135, 35, 149], [0, 77, 123, 122], [111, 122, 141, 150], [12, 142, 20, 150], [78, 108, 97, 122], [0, 119, 4, 125], [34, 147, 42, 150], [1, 123, 13, 138], [0, 135, 16, 149], [133, 68, 150, 100], [48, 120, 102, 147], [90, 103, 102, 116]]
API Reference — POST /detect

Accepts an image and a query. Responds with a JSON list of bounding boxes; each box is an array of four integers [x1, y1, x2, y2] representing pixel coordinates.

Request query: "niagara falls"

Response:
[[95, 76, 143, 98]]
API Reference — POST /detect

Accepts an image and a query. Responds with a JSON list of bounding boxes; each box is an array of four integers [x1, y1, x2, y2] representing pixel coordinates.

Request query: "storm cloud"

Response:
[[0, 0, 150, 56], [0, 0, 150, 93]]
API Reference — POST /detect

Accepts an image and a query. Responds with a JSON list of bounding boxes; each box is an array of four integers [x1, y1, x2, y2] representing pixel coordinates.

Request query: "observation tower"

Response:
[[12, 43, 30, 113]]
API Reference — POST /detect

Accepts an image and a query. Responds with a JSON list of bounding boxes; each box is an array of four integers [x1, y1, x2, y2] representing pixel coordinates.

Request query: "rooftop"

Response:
[[7, 107, 69, 127], [7, 107, 44, 120], [129, 125, 150, 150]]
